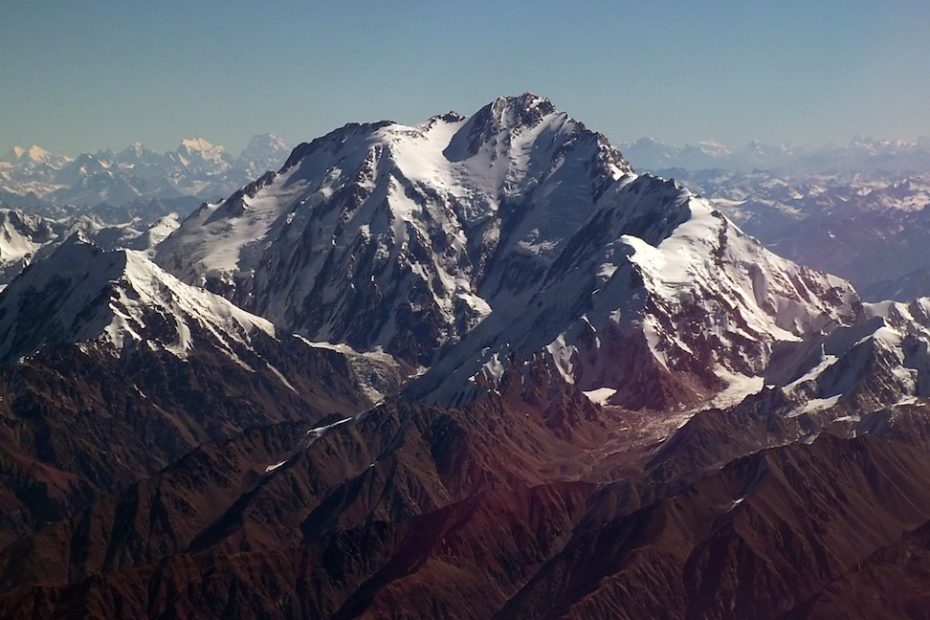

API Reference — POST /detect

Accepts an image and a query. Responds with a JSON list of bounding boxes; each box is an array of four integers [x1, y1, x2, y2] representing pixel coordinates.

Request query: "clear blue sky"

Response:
[[2, 0, 929, 155]]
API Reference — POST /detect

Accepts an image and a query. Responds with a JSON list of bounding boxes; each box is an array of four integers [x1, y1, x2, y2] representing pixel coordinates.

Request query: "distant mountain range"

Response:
[[0, 133, 292, 210], [620, 135, 930, 173]]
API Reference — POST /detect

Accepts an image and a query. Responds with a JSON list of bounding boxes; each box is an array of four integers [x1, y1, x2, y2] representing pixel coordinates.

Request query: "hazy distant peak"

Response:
[[4, 144, 59, 164], [177, 137, 225, 158]]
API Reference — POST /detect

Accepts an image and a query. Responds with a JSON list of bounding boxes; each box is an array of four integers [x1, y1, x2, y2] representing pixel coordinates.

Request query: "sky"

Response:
[[2, 0, 929, 155]]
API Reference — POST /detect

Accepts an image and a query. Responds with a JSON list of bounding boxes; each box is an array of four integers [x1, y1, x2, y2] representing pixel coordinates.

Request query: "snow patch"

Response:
[[264, 460, 288, 473], [582, 387, 617, 405]]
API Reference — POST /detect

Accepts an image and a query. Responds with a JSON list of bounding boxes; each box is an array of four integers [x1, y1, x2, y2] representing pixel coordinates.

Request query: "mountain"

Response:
[[0, 205, 199, 290], [156, 94, 629, 365], [621, 137, 738, 170], [0, 145, 72, 202], [82, 195, 202, 226], [157, 93, 858, 411], [0, 209, 63, 286], [4, 346, 930, 618], [0, 233, 275, 363], [113, 142, 167, 172], [1, 144, 71, 169], [169, 137, 232, 177], [0, 233, 402, 404]]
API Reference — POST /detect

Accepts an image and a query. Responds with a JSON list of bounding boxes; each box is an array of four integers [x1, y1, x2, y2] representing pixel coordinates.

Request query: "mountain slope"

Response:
[[156, 95, 631, 367], [416, 175, 858, 409], [0, 233, 404, 410]]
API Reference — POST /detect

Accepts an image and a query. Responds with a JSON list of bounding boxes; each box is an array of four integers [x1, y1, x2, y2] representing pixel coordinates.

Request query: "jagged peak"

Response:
[[61, 228, 94, 247], [178, 137, 221, 153], [4, 144, 58, 164], [280, 94, 563, 171], [237, 133, 292, 164], [442, 93, 633, 179], [488, 92, 557, 117], [453, 93, 561, 144], [277, 94, 633, 185], [116, 142, 154, 157], [434, 111, 466, 124]]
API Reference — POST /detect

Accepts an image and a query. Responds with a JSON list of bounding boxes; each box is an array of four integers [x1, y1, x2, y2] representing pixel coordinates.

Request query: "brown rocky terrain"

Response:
[[2, 356, 930, 618]]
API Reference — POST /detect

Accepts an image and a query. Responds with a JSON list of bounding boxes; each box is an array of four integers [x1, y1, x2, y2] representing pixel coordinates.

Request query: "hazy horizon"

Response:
[[5, 124, 930, 161], [3, 0, 929, 155]]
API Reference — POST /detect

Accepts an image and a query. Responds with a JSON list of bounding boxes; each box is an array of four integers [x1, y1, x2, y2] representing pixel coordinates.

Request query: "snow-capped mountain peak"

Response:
[[173, 137, 230, 174], [443, 92, 631, 188], [2, 145, 72, 173], [114, 142, 160, 163], [155, 94, 860, 409], [5, 145, 55, 164], [0, 208, 59, 282], [240, 133, 290, 157], [157, 96, 636, 352], [0, 135, 287, 209], [178, 137, 221, 155], [451, 92, 557, 143], [694, 139, 731, 158]]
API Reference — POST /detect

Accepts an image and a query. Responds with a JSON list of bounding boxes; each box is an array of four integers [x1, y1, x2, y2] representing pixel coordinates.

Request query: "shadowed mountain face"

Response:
[[2, 95, 930, 619]]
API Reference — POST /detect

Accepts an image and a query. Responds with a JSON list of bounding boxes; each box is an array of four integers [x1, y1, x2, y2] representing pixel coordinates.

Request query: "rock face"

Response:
[[3, 95, 930, 619], [156, 95, 632, 367]]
